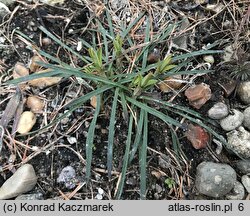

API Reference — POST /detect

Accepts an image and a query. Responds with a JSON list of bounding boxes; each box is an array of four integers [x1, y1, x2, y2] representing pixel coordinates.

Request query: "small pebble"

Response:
[[235, 160, 250, 174], [95, 193, 103, 200], [220, 109, 243, 131], [29, 55, 43, 72], [237, 81, 250, 104], [13, 62, 29, 79], [226, 126, 250, 159], [203, 55, 214, 64], [208, 102, 228, 120], [195, 162, 236, 198], [98, 187, 104, 195], [158, 75, 182, 93], [26, 96, 44, 113], [57, 166, 77, 189], [67, 137, 77, 144], [17, 111, 36, 134], [243, 107, 250, 130], [28, 69, 62, 88], [0, 164, 37, 200], [42, 37, 52, 46], [241, 175, 250, 193], [225, 181, 245, 200], [15, 193, 44, 200], [76, 41, 82, 51], [0, 36, 6, 44]]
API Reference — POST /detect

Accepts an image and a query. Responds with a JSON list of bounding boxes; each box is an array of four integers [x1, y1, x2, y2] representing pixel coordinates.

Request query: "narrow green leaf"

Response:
[[141, 73, 153, 88], [139, 96, 218, 127], [169, 126, 180, 158], [107, 88, 119, 179], [39, 26, 89, 64], [105, 9, 115, 38], [143, 79, 158, 88], [159, 55, 172, 72], [85, 95, 101, 182], [126, 97, 182, 127], [142, 17, 151, 69], [8, 63, 129, 91], [140, 110, 147, 199], [119, 90, 129, 123], [129, 109, 144, 163], [172, 50, 223, 61], [121, 12, 146, 38], [7, 69, 66, 85], [97, 21, 109, 64], [163, 64, 176, 72], [115, 114, 134, 199]]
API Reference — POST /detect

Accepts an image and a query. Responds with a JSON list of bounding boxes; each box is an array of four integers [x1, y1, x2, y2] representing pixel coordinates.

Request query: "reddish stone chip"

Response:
[[184, 83, 212, 109], [185, 124, 210, 149]]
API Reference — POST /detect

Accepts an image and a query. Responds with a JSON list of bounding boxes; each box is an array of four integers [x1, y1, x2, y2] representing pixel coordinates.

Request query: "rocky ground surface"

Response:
[[0, 0, 250, 200]]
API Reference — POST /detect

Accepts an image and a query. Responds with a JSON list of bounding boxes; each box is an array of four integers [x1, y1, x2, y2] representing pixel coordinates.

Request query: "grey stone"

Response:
[[57, 166, 77, 189], [110, 0, 129, 10], [173, 17, 189, 49], [223, 45, 234, 62], [235, 160, 250, 174], [242, 175, 250, 193], [208, 102, 229, 120], [155, 184, 163, 193], [40, 0, 64, 5], [195, 162, 236, 198], [158, 155, 171, 169], [15, 193, 44, 200], [0, 2, 10, 17], [220, 109, 244, 131], [237, 81, 250, 104], [226, 126, 250, 159], [0, 0, 14, 6], [243, 107, 250, 130], [0, 164, 37, 200], [225, 181, 245, 200]]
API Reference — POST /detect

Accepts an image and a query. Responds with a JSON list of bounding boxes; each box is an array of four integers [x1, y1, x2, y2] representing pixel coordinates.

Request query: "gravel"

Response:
[[226, 126, 250, 159], [225, 181, 245, 200], [241, 175, 250, 193], [237, 81, 250, 104], [195, 162, 236, 198], [57, 166, 77, 189], [220, 109, 244, 131], [235, 160, 250, 174], [243, 106, 250, 130], [208, 102, 229, 120]]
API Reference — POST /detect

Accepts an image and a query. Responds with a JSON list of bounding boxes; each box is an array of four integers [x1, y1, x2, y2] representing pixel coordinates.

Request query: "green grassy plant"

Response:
[[9, 10, 225, 199]]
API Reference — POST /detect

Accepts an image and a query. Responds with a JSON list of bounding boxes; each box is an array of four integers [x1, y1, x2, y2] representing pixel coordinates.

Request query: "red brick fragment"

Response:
[[185, 124, 209, 149], [184, 83, 211, 109]]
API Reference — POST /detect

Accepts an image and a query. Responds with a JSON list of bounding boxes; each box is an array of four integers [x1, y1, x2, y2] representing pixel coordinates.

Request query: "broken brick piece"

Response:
[[184, 83, 211, 109], [185, 123, 210, 149]]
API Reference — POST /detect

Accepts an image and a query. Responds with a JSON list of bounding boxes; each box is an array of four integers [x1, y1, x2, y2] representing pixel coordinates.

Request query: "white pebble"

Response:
[[98, 187, 104, 195], [67, 137, 77, 144], [95, 193, 103, 200], [76, 41, 82, 51], [203, 55, 214, 64]]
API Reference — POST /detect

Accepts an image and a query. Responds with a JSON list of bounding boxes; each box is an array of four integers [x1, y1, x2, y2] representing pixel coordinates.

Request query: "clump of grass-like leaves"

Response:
[[10, 10, 225, 199]]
